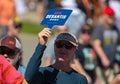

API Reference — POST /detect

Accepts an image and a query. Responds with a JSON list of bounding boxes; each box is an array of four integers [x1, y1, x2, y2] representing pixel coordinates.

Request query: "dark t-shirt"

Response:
[[25, 44, 88, 84], [76, 43, 97, 81], [30, 66, 88, 84]]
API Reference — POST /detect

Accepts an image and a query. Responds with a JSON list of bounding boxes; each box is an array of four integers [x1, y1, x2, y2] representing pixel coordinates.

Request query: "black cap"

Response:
[[55, 32, 78, 47]]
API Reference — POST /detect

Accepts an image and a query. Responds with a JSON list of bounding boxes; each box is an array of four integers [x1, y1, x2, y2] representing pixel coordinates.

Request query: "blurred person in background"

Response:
[[71, 24, 97, 84], [109, 0, 120, 79], [36, 0, 45, 20], [27, 0, 37, 11], [7, 16, 22, 37], [60, 0, 86, 37], [43, 0, 56, 10], [0, 54, 27, 84], [0, 35, 26, 75], [55, 0, 62, 8], [14, 0, 28, 20], [76, 0, 95, 19], [76, 0, 109, 27], [41, 0, 56, 19], [44, 25, 68, 66], [92, 6, 120, 84], [109, 0, 120, 31], [0, 0, 16, 39], [110, 74, 120, 84]]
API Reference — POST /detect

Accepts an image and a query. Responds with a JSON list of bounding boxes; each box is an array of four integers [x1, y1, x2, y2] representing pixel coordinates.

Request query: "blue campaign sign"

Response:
[[40, 9, 72, 29]]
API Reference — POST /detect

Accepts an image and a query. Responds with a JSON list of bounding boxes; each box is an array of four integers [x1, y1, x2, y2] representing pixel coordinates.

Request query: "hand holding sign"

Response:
[[41, 9, 72, 29]]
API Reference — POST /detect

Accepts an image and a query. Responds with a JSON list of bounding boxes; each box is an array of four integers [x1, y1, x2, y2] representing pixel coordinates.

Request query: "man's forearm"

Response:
[[25, 43, 46, 82]]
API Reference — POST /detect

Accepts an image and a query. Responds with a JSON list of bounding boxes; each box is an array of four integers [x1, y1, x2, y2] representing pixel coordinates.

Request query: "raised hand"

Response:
[[38, 28, 51, 45]]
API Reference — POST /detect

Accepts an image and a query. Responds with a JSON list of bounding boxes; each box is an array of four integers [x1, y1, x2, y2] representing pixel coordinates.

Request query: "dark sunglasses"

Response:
[[14, 24, 22, 29], [0, 47, 18, 58], [55, 42, 74, 49], [81, 30, 92, 35]]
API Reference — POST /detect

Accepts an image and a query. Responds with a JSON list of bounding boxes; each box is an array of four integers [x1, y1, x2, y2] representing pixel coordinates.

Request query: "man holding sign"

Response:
[[25, 28, 88, 84]]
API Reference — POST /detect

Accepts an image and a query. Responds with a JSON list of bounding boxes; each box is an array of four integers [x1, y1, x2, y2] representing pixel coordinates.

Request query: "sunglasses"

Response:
[[14, 24, 22, 29], [55, 41, 74, 49], [0, 47, 18, 58], [81, 30, 92, 35]]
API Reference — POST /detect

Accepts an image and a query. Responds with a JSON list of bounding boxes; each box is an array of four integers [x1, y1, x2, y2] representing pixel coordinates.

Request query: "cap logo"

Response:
[[9, 41, 15, 45]]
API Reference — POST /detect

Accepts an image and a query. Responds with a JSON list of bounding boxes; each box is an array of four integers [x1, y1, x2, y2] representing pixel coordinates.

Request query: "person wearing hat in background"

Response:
[[0, 16, 22, 38], [71, 24, 97, 84], [0, 54, 27, 84], [0, 35, 26, 75], [25, 28, 88, 84], [7, 16, 22, 37], [0, 0, 16, 39], [92, 6, 120, 84]]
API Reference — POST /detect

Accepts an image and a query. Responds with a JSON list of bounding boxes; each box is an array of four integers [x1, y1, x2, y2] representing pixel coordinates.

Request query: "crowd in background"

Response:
[[0, 0, 120, 84]]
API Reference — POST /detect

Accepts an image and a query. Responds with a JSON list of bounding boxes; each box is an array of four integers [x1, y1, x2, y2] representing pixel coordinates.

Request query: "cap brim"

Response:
[[55, 39, 78, 47]]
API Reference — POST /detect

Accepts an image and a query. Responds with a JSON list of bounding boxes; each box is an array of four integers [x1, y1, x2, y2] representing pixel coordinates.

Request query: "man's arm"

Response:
[[25, 43, 46, 82], [92, 25, 110, 68], [93, 39, 110, 68], [110, 74, 120, 84], [25, 28, 51, 82]]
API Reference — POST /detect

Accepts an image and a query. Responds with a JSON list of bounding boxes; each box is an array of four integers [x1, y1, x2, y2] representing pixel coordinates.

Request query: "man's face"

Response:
[[105, 14, 115, 25], [54, 40, 77, 62], [80, 32, 92, 43], [9, 25, 22, 35], [0, 46, 21, 66]]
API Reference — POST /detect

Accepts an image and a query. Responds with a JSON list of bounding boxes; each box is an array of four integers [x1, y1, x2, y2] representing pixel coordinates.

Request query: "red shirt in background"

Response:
[[0, 55, 24, 84]]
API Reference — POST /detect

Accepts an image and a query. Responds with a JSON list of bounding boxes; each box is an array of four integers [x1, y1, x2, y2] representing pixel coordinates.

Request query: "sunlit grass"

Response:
[[21, 21, 55, 35]]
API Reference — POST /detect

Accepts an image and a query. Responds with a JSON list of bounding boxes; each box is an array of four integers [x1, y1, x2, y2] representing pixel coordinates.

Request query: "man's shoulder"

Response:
[[39, 66, 54, 73], [69, 70, 88, 83], [71, 70, 86, 78]]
